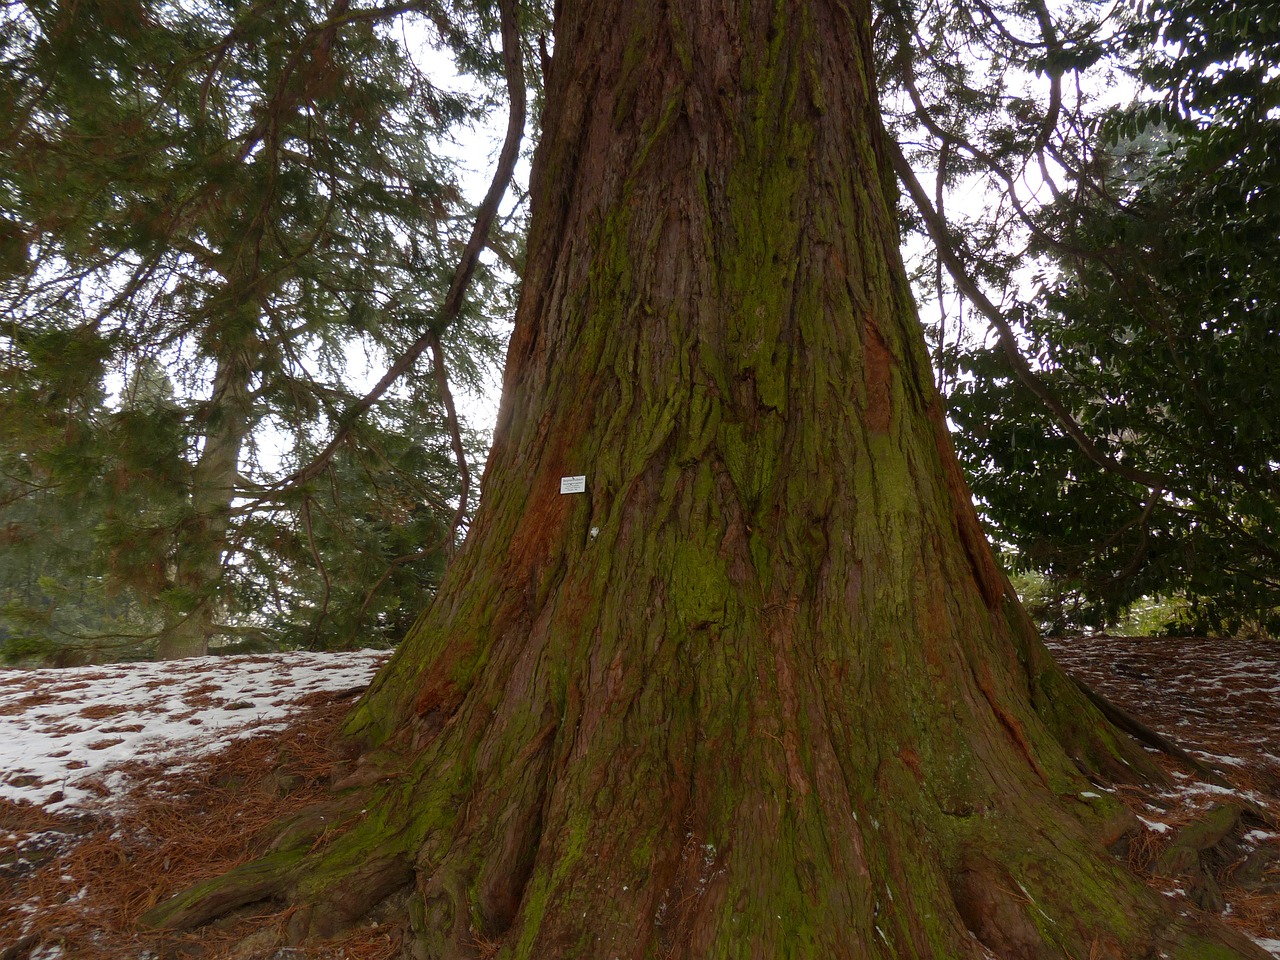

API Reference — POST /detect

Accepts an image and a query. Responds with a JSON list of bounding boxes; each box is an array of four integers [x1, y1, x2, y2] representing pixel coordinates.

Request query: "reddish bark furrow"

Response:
[[147, 1, 1266, 958]]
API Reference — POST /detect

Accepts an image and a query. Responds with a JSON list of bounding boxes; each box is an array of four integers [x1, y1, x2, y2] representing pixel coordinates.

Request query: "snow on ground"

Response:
[[0, 638, 1276, 957], [1047, 634, 1280, 956], [0, 650, 388, 812], [1046, 634, 1280, 804]]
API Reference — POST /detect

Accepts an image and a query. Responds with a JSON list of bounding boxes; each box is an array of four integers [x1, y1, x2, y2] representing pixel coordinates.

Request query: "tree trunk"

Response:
[[156, 352, 251, 659], [147, 0, 1265, 956]]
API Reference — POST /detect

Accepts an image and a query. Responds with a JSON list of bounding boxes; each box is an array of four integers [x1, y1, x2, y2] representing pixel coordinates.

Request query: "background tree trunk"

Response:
[[149, 0, 1266, 956], [156, 352, 251, 659]]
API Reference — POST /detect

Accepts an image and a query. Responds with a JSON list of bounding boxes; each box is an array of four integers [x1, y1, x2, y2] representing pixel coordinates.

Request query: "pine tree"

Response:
[[0, 0, 517, 657]]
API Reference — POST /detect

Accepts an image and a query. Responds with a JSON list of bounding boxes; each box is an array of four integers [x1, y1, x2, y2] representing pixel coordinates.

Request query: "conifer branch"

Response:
[[353, 542, 446, 629], [300, 496, 332, 642], [277, 0, 525, 497]]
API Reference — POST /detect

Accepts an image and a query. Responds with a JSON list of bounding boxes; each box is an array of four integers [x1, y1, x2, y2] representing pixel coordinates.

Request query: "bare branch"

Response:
[[300, 495, 332, 643], [887, 134, 1168, 491], [427, 331, 470, 557]]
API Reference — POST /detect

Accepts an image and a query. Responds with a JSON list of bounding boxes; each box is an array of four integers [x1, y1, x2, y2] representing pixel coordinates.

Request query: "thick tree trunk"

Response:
[[148, 0, 1265, 956], [156, 352, 251, 659]]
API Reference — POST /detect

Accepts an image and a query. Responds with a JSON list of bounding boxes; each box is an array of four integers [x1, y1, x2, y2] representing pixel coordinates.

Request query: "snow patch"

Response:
[[0, 650, 387, 812]]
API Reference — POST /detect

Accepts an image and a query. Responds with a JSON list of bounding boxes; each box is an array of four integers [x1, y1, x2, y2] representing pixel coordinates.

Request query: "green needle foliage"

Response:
[[4, 0, 1272, 658], [0, 0, 532, 661]]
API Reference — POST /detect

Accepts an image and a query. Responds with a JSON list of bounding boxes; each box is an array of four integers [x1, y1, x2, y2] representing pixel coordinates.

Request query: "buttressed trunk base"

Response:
[[147, 0, 1267, 957]]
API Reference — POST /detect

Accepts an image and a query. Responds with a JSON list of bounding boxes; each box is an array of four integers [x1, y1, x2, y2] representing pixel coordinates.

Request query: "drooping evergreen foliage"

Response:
[[0, 0, 532, 660]]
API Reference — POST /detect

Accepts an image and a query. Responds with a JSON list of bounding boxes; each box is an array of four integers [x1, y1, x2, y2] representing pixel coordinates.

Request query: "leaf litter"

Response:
[[0, 638, 1275, 957], [1047, 634, 1280, 955]]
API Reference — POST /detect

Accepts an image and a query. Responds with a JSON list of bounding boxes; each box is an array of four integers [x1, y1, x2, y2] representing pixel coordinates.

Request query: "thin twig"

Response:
[[427, 331, 471, 555], [300, 496, 331, 644], [1095, 489, 1163, 586], [352, 542, 447, 628]]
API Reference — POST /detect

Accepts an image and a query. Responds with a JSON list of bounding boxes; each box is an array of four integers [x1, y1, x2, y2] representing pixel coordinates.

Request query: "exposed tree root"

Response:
[[5, 644, 1276, 960], [1073, 676, 1230, 786], [138, 679, 1276, 960]]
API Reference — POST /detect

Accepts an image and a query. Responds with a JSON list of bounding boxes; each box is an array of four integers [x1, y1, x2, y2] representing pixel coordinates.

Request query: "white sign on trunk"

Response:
[[560, 475, 586, 494]]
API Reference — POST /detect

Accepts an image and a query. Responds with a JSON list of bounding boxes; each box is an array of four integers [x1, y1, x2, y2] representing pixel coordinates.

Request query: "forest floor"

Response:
[[1045, 634, 1280, 952], [0, 637, 1276, 959]]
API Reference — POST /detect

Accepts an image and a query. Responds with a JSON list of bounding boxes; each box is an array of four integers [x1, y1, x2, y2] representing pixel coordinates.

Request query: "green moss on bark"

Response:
[[147, 1, 1265, 958]]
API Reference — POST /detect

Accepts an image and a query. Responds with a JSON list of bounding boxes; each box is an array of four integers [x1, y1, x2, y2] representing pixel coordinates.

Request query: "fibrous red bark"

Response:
[[147, 1, 1268, 957]]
